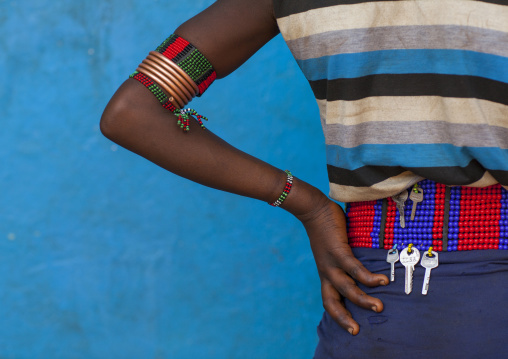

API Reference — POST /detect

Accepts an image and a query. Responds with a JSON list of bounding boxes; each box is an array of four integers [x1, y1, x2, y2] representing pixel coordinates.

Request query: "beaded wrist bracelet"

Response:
[[130, 34, 217, 132], [270, 170, 293, 207]]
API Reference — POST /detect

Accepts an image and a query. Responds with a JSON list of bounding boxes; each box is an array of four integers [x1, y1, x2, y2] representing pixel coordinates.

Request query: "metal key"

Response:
[[392, 190, 408, 228], [400, 245, 420, 294], [421, 250, 439, 295], [409, 186, 424, 221], [386, 246, 399, 282]]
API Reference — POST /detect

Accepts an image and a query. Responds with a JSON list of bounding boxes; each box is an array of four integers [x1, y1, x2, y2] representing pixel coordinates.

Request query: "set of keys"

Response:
[[386, 244, 439, 295], [392, 185, 424, 228]]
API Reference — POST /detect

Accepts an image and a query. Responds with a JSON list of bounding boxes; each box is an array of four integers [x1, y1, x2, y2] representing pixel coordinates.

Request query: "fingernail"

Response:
[[371, 306, 377, 312], [380, 280, 387, 285], [348, 328, 354, 335]]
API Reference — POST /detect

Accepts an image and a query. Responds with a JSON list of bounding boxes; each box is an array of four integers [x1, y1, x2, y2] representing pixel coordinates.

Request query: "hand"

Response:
[[297, 198, 389, 335]]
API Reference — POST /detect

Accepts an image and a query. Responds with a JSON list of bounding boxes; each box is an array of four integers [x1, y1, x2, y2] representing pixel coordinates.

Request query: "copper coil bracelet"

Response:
[[143, 56, 193, 101], [141, 58, 193, 103], [137, 62, 187, 108], [148, 51, 198, 97]]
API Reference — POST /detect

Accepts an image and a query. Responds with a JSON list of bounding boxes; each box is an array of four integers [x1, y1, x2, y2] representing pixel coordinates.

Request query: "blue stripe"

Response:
[[298, 49, 508, 83], [326, 144, 508, 171]]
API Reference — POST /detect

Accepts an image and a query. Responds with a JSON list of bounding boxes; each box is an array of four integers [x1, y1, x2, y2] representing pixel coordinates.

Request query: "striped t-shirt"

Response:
[[273, 0, 508, 202]]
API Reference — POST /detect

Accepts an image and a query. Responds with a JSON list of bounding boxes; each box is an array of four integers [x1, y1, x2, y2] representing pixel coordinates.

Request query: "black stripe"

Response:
[[328, 160, 508, 188], [194, 68, 215, 86], [328, 164, 405, 187], [309, 74, 508, 105], [275, 0, 390, 18], [274, 0, 508, 18], [477, 0, 508, 5], [171, 44, 194, 64], [442, 186, 451, 252]]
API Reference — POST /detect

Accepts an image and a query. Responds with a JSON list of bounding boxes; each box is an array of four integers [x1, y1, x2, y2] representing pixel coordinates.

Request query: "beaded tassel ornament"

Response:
[[130, 72, 208, 131], [130, 34, 217, 132]]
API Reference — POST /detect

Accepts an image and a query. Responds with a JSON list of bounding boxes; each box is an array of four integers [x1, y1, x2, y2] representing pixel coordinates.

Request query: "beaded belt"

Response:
[[346, 179, 508, 252]]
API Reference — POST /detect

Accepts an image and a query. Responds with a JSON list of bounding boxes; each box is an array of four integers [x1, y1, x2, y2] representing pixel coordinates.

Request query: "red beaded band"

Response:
[[269, 170, 293, 207], [155, 34, 216, 97], [346, 180, 508, 252]]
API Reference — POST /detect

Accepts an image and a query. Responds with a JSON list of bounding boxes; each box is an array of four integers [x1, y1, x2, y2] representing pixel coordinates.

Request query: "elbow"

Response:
[[100, 84, 129, 142], [100, 79, 147, 143], [99, 108, 117, 142], [100, 105, 116, 141]]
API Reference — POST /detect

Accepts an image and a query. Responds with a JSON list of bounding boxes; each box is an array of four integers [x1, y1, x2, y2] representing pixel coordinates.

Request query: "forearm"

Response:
[[101, 77, 387, 336], [100, 78, 329, 217]]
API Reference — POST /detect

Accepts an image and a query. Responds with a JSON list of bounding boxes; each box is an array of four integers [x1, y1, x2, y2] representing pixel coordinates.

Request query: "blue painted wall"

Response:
[[0, 1, 329, 358]]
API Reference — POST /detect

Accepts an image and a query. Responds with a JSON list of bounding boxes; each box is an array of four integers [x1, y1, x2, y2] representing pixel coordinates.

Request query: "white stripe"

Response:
[[277, 1, 508, 41]]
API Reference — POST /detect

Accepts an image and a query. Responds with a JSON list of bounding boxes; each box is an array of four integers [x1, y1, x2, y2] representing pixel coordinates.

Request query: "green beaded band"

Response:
[[270, 170, 294, 207]]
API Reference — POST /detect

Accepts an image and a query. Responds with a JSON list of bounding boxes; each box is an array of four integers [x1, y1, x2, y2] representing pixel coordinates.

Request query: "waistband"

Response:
[[346, 179, 508, 252]]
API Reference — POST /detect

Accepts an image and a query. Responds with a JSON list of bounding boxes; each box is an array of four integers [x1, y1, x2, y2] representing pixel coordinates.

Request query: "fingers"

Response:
[[333, 245, 389, 288], [302, 198, 390, 335], [326, 266, 384, 314], [322, 280, 359, 335], [322, 268, 385, 335]]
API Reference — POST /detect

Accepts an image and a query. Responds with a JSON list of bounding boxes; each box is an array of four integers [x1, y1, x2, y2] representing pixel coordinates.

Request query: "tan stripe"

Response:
[[277, 1, 508, 41], [317, 97, 508, 128], [329, 171, 503, 202], [329, 171, 424, 202], [464, 171, 499, 188]]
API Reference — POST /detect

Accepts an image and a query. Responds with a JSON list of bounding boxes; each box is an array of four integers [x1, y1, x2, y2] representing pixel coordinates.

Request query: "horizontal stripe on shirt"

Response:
[[297, 49, 508, 82], [327, 170, 506, 202], [328, 165, 421, 188], [287, 25, 508, 61], [324, 122, 508, 149], [316, 97, 508, 127], [327, 161, 496, 187], [325, 144, 508, 170], [276, 1, 508, 41], [310, 74, 508, 104], [274, 0, 508, 18]]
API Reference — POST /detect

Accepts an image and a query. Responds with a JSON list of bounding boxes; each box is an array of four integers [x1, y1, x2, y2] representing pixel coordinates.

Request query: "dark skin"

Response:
[[100, 0, 388, 336]]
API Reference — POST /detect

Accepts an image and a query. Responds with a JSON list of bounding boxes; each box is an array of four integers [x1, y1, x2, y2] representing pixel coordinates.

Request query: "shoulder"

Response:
[[175, 0, 280, 78]]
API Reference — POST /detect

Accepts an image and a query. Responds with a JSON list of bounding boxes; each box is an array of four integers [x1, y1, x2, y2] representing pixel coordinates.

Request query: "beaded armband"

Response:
[[155, 34, 216, 96], [130, 34, 217, 132]]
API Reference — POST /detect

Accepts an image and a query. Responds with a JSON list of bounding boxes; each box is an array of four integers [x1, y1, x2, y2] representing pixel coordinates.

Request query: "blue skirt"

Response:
[[314, 248, 508, 358]]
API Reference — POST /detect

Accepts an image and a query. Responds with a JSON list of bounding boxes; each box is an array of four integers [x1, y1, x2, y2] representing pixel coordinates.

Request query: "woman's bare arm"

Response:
[[100, 0, 388, 335]]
